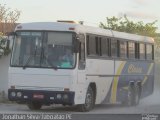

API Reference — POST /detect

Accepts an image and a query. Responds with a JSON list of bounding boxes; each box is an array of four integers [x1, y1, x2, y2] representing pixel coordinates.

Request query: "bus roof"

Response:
[[15, 22, 154, 44]]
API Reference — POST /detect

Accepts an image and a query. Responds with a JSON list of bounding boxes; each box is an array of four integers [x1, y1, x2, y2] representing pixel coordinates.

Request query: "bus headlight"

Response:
[[63, 94, 68, 100], [17, 92, 22, 97], [10, 92, 16, 97], [57, 94, 62, 99]]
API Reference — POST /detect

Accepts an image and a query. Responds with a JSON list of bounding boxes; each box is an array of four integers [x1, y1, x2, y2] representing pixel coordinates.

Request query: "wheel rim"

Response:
[[85, 93, 92, 109]]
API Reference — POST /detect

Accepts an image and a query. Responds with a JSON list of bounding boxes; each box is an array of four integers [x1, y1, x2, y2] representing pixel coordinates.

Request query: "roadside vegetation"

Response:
[[0, 4, 21, 57]]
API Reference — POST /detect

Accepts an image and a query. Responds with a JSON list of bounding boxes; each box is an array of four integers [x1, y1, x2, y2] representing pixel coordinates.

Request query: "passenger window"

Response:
[[128, 42, 135, 59], [140, 43, 146, 60], [79, 34, 85, 70], [111, 40, 118, 57], [146, 44, 153, 60], [96, 37, 101, 56], [120, 41, 127, 58], [87, 35, 96, 56], [101, 37, 109, 57]]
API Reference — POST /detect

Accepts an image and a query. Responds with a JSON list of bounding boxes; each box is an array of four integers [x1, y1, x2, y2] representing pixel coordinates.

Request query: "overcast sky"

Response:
[[1, 0, 160, 32]]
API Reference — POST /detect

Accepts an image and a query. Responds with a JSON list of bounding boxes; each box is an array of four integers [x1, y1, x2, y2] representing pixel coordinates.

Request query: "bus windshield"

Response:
[[11, 31, 76, 69]]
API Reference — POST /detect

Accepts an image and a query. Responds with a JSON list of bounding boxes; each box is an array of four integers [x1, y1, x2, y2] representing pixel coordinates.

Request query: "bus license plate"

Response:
[[33, 94, 44, 99]]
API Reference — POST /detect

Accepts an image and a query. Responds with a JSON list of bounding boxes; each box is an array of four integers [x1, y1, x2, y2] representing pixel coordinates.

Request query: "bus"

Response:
[[8, 22, 154, 112]]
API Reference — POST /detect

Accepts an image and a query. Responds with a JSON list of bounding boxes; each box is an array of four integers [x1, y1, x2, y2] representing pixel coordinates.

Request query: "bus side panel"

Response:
[[85, 59, 114, 104], [101, 61, 154, 104], [116, 75, 154, 102], [115, 61, 154, 103], [86, 59, 114, 75], [85, 76, 113, 104]]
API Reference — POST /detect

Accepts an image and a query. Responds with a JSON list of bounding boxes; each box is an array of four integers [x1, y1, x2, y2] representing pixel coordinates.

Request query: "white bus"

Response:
[[8, 22, 154, 111]]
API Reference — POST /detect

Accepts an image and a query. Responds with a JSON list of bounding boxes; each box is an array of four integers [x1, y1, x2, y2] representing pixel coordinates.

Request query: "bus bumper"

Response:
[[8, 89, 75, 105]]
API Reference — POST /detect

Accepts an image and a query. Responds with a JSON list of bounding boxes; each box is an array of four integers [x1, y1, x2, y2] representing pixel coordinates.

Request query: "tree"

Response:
[[99, 15, 158, 37], [0, 4, 21, 34], [0, 4, 21, 57]]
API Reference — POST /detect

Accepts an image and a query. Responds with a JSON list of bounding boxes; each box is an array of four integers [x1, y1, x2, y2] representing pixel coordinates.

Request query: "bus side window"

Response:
[[96, 36, 101, 56], [111, 39, 118, 58], [140, 43, 146, 60], [101, 37, 109, 57], [87, 35, 96, 56], [146, 44, 153, 60], [79, 34, 85, 70], [128, 42, 135, 59], [120, 40, 127, 58]]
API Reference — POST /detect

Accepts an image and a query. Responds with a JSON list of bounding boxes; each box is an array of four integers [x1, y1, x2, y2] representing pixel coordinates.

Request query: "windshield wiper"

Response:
[[47, 60, 58, 70], [23, 46, 37, 69], [22, 56, 33, 69]]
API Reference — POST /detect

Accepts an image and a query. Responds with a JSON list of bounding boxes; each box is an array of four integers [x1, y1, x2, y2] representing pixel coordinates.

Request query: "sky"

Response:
[[1, 0, 160, 32]]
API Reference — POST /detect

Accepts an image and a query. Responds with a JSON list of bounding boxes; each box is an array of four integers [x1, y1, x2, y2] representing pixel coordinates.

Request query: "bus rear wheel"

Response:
[[27, 101, 42, 110], [125, 85, 140, 106], [133, 85, 140, 106], [77, 86, 95, 112]]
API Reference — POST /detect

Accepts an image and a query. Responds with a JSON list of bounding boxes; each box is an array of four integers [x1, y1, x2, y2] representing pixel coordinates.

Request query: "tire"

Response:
[[133, 85, 140, 106], [126, 86, 135, 106], [27, 101, 42, 110], [124, 85, 140, 106], [77, 86, 95, 112]]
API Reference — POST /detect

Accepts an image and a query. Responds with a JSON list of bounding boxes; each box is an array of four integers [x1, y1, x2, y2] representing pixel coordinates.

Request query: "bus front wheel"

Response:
[[77, 86, 95, 112], [27, 101, 42, 110]]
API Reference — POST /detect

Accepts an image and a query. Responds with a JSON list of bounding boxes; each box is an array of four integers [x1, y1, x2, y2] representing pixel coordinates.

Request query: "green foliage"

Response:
[[99, 15, 158, 37], [0, 37, 10, 57], [0, 4, 20, 57]]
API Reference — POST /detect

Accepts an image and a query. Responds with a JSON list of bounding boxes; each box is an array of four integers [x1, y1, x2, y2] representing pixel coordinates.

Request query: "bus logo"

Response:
[[128, 64, 143, 74]]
